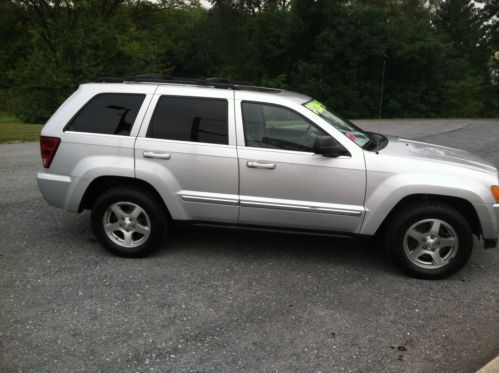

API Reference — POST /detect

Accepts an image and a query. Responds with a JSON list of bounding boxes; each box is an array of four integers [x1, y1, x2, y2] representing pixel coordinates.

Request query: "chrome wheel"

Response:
[[103, 201, 151, 248], [403, 219, 459, 269]]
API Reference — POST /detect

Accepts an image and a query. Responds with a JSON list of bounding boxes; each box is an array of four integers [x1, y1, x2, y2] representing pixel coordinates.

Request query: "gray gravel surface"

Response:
[[1, 119, 498, 372]]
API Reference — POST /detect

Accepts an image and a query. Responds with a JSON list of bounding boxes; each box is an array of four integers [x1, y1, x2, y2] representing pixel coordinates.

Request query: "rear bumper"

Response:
[[36, 172, 74, 210]]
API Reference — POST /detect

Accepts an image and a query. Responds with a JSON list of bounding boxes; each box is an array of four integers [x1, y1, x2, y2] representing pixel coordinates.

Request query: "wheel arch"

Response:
[[79, 176, 172, 219], [373, 194, 482, 239]]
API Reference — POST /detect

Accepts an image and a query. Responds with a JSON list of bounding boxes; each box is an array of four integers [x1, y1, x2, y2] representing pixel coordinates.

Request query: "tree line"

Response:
[[0, 0, 497, 122]]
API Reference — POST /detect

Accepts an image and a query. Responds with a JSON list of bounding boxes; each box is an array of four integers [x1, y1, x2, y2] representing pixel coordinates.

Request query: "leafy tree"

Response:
[[0, 0, 497, 120], [434, 0, 490, 116]]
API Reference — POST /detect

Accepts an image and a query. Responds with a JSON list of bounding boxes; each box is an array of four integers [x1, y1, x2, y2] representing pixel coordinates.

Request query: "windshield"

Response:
[[303, 99, 371, 147]]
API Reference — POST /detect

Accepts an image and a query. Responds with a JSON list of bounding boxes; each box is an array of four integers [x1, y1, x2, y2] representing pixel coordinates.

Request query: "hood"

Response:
[[379, 136, 497, 175]]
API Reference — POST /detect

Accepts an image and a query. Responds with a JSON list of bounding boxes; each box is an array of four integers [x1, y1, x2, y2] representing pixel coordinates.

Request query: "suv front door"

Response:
[[235, 93, 366, 233]]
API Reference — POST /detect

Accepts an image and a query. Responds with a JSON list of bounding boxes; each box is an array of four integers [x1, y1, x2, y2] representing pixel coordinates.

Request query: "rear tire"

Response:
[[384, 202, 473, 279], [91, 186, 169, 257]]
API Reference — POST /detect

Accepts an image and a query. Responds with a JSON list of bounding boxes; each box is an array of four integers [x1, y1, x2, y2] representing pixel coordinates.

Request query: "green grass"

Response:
[[0, 113, 41, 144]]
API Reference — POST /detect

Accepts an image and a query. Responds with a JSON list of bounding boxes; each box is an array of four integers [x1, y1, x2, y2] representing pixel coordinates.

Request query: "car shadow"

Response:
[[60, 210, 399, 276], [159, 224, 397, 275]]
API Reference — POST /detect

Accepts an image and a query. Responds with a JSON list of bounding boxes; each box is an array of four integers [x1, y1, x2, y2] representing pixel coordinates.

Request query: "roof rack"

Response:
[[93, 75, 281, 93]]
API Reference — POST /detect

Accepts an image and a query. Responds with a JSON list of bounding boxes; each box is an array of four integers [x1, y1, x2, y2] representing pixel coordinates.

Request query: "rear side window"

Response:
[[147, 96, 228, 145], [66, 93, 145, 136]]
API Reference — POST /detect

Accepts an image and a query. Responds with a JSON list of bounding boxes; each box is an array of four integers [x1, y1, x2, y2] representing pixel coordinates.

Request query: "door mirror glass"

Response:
[[313, 136, 350, 157]]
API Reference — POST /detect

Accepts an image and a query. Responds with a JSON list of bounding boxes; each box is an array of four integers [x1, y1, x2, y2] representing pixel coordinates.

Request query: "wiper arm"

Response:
[[362, 132, 379, 150]]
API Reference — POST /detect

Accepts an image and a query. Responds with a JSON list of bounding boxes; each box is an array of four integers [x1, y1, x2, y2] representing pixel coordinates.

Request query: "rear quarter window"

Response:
[[65, 93, 145, 136]]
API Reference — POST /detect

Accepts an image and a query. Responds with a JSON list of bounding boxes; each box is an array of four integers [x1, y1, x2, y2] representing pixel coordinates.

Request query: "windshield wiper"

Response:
[[363, 132, 388, 151], [362, 133, 379, 151]]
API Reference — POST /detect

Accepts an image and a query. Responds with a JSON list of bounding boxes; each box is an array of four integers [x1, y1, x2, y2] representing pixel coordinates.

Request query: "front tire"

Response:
[[91, 186, 169, 257], [384, 202, 473, 279]]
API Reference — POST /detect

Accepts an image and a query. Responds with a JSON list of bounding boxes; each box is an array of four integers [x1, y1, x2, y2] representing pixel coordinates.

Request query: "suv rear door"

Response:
[[234, 91, 366, 233], [135, 86, 239, 223]]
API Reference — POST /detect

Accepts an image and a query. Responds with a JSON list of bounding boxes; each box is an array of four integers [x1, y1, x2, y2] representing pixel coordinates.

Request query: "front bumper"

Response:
[[473, 203, 499, 249], [482, 203, 499, 249], [484, 238, 498, 249]]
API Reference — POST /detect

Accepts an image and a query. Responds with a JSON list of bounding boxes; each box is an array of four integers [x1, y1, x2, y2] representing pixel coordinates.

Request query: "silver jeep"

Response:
[[37, 76, 499, 279]]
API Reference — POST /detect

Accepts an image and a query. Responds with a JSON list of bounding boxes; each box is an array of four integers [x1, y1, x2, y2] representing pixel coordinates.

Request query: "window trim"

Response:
[[136, 136, 237, 149], [146, 95, 230, 145], [63, 92, 146, 136], [240, 100, 328, 152]]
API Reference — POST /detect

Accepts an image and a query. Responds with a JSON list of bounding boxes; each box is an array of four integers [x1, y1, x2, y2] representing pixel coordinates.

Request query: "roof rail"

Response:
[[93, 75, 281, 93]]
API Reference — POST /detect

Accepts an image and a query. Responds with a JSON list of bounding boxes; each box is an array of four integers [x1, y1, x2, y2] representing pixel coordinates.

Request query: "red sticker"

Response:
[[345, 131, 358, 142]]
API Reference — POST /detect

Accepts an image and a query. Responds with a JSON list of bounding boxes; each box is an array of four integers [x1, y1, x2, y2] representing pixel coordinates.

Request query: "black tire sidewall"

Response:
[[91, 187, 168, 258], [385, 203, 473, 279]]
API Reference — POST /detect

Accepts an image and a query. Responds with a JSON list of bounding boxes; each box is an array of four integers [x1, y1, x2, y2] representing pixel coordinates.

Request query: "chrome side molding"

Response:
[[239, 200, 362, 216], [178, 191, 364, 217], [179, 192, 239, 206]]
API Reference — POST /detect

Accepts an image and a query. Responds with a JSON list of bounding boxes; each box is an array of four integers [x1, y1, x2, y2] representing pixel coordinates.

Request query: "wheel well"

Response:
[[376, 194, 482, 238], [79, 176, 170, 217]]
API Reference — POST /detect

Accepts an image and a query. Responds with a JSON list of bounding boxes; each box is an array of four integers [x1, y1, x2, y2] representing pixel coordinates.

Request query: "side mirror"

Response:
[[313, 136, 350, 157]]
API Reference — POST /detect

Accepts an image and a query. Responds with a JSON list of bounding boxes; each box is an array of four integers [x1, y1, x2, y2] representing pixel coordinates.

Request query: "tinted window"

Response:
[[66, 93, 145, 135], [148, 96, 228, 145], [242, 102, 327, 152]]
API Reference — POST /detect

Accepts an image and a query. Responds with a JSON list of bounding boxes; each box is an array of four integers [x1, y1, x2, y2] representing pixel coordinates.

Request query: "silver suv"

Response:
[[37, 76, 499, 279]]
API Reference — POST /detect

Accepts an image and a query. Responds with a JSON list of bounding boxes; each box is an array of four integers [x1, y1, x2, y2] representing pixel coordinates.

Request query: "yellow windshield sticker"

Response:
[[305, 100, 326, 114]]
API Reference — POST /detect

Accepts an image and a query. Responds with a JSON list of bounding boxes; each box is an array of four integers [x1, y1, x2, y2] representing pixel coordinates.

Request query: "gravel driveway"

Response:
[[1, 119, 498, 372]]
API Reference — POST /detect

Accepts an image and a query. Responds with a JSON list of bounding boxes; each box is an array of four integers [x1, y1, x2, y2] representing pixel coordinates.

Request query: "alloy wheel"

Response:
[[403, 218, 459, 269], [103, 201, 151, 248]]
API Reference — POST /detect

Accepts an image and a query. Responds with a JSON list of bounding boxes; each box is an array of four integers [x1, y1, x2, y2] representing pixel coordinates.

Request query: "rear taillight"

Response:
[[40, 136, 61, 168]]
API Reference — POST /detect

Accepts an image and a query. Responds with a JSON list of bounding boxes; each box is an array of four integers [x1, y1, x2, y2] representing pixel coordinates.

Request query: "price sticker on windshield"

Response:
[[304, 100, 326, 114]]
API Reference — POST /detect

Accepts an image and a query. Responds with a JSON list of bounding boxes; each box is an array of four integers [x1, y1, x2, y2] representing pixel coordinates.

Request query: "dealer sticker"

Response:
[[304, 100, 326, 114]]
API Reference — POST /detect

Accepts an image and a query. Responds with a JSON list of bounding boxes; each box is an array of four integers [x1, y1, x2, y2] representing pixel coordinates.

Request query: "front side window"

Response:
[[66, 93, 145, 136], [147, 96, 228, 145], [241, 102, 327, 152]]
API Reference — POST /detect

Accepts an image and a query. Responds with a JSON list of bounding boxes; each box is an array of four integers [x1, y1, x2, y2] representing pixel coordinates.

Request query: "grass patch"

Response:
[[0, 113, 41, 144]]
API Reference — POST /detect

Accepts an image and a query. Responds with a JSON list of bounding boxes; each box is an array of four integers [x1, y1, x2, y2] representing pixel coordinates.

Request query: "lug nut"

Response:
[[431, 248, 436, 252], [423, 238, 426, 242], [423, 246, 427, 250], [430, 235, 435, 239]]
